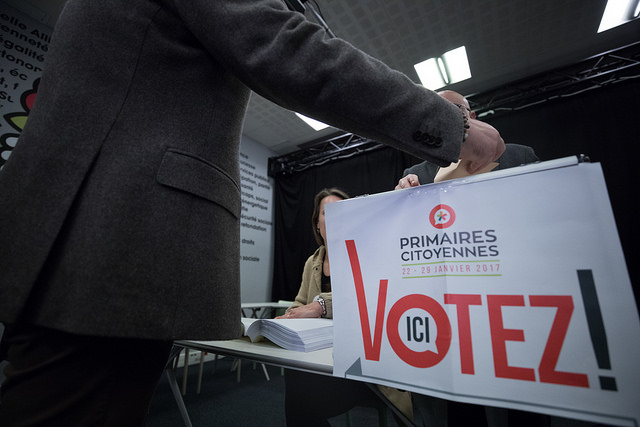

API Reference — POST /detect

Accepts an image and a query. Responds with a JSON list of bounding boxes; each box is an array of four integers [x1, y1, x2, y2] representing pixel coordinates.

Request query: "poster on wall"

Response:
[[326, 157, 640, 426], [0, 3, 52, 169], [239, 136, 276, 303]]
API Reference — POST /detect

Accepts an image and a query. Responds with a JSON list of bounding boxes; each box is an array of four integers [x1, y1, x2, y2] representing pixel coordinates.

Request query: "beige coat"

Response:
[[290, 246, 333, 318]]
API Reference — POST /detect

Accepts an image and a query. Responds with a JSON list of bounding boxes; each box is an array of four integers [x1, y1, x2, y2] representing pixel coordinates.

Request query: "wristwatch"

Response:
[[313, 295, 327, 317]]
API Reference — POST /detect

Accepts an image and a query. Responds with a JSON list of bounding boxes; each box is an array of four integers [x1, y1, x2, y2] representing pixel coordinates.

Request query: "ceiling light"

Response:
[[414, 58, 446, 90], [414, 46, 472, 90], [442, 46, 472, 85], [295, 113, 330, 131], [598, 0, 640, 33]]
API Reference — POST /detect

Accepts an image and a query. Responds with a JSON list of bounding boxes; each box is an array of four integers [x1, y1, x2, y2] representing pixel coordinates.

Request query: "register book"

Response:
[[241, 317, 333, 352]]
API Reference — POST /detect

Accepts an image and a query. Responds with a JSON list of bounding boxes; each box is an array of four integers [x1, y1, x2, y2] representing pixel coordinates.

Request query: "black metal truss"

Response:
[[268, 132, 383, 177], [268, 42, 640, 177], [469, 41, 640, 118]]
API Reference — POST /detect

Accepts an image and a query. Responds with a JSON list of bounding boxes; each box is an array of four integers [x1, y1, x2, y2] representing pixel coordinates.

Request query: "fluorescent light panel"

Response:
[[414, 58, 445, 90], [598, 0, 640, 33], [295, 113, 330, 131], [443, 46, 472, 85], [414, 46, 471, 90]]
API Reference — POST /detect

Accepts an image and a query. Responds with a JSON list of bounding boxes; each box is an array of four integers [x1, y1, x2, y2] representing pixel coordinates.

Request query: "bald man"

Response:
[[396, 90, 539, 190]]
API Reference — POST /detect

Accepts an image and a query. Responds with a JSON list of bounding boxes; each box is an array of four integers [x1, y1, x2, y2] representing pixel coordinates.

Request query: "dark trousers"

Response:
[[284, 369, 380, 427], [0, 323, 173, 426]]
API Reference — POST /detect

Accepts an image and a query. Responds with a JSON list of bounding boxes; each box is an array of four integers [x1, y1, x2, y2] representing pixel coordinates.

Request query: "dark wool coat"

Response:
[[0, 0, 464, 340]]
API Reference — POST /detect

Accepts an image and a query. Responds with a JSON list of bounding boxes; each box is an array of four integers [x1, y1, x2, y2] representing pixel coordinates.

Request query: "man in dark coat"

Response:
[[0, 1, 504, 424]]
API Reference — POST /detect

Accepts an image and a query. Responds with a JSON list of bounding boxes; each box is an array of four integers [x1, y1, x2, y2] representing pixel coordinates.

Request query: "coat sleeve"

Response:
[[402, 161, 441, 184], [172, 0, 463, 166], [290, 253, 317, 309]]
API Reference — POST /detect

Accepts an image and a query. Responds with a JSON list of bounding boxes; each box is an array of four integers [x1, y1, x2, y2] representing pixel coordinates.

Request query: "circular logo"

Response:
[[429, 204, 456, 229], [387, 294, 452, 368]]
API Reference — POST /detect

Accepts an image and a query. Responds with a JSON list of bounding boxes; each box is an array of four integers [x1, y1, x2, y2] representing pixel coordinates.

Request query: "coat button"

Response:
[[413, 130, 442, 147]]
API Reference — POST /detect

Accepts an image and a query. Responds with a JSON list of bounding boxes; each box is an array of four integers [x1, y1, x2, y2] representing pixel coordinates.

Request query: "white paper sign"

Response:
[[326, 158, 640, 426]]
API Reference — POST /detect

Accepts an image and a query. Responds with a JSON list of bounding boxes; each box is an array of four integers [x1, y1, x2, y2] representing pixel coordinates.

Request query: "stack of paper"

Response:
[[241, 318, 333, 352]]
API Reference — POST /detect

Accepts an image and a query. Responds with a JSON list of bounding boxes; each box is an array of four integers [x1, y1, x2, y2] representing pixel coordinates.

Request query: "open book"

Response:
[[241, 317, 333, 352]]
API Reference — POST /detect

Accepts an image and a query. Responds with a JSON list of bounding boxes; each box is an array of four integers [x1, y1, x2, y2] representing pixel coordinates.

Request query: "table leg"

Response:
[[181, 348, 189, 395]]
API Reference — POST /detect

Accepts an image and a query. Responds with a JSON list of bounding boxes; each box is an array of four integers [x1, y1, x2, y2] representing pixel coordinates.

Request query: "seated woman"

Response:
[[277, 188, 412, 427], [277, 187, 347, 321]]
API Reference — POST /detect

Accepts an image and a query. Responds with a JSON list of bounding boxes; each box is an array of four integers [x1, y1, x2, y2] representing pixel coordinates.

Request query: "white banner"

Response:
[[326, 158, 640, 426]]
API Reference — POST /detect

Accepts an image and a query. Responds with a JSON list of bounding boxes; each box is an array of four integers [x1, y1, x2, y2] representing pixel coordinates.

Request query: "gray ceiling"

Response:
[[9, 0, 640, 155]]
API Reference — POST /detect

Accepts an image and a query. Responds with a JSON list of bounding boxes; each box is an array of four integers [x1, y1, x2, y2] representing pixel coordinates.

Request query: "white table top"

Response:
[[175, 337, 333, 375], [240, 302, 291, 308]]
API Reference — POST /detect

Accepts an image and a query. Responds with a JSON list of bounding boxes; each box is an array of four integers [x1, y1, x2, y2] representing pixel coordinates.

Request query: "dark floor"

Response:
[[147, 355, 397, 427], [148, 354, 612, 427]]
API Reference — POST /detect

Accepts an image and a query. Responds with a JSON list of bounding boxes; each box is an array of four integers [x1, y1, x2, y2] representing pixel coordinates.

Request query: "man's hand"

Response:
[[459, 119, 505, 174], [395, 173, 420, 190]]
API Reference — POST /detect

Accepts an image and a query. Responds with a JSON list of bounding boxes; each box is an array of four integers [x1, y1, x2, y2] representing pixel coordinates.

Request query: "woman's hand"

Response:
[[276, 302, 323, 319]]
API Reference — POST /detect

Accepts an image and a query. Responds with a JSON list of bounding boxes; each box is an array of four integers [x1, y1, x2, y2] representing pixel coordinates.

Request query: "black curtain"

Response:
[[481, 78, 639, 305], [271, 78, 639, 307], [271, 147, 419, 301]]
